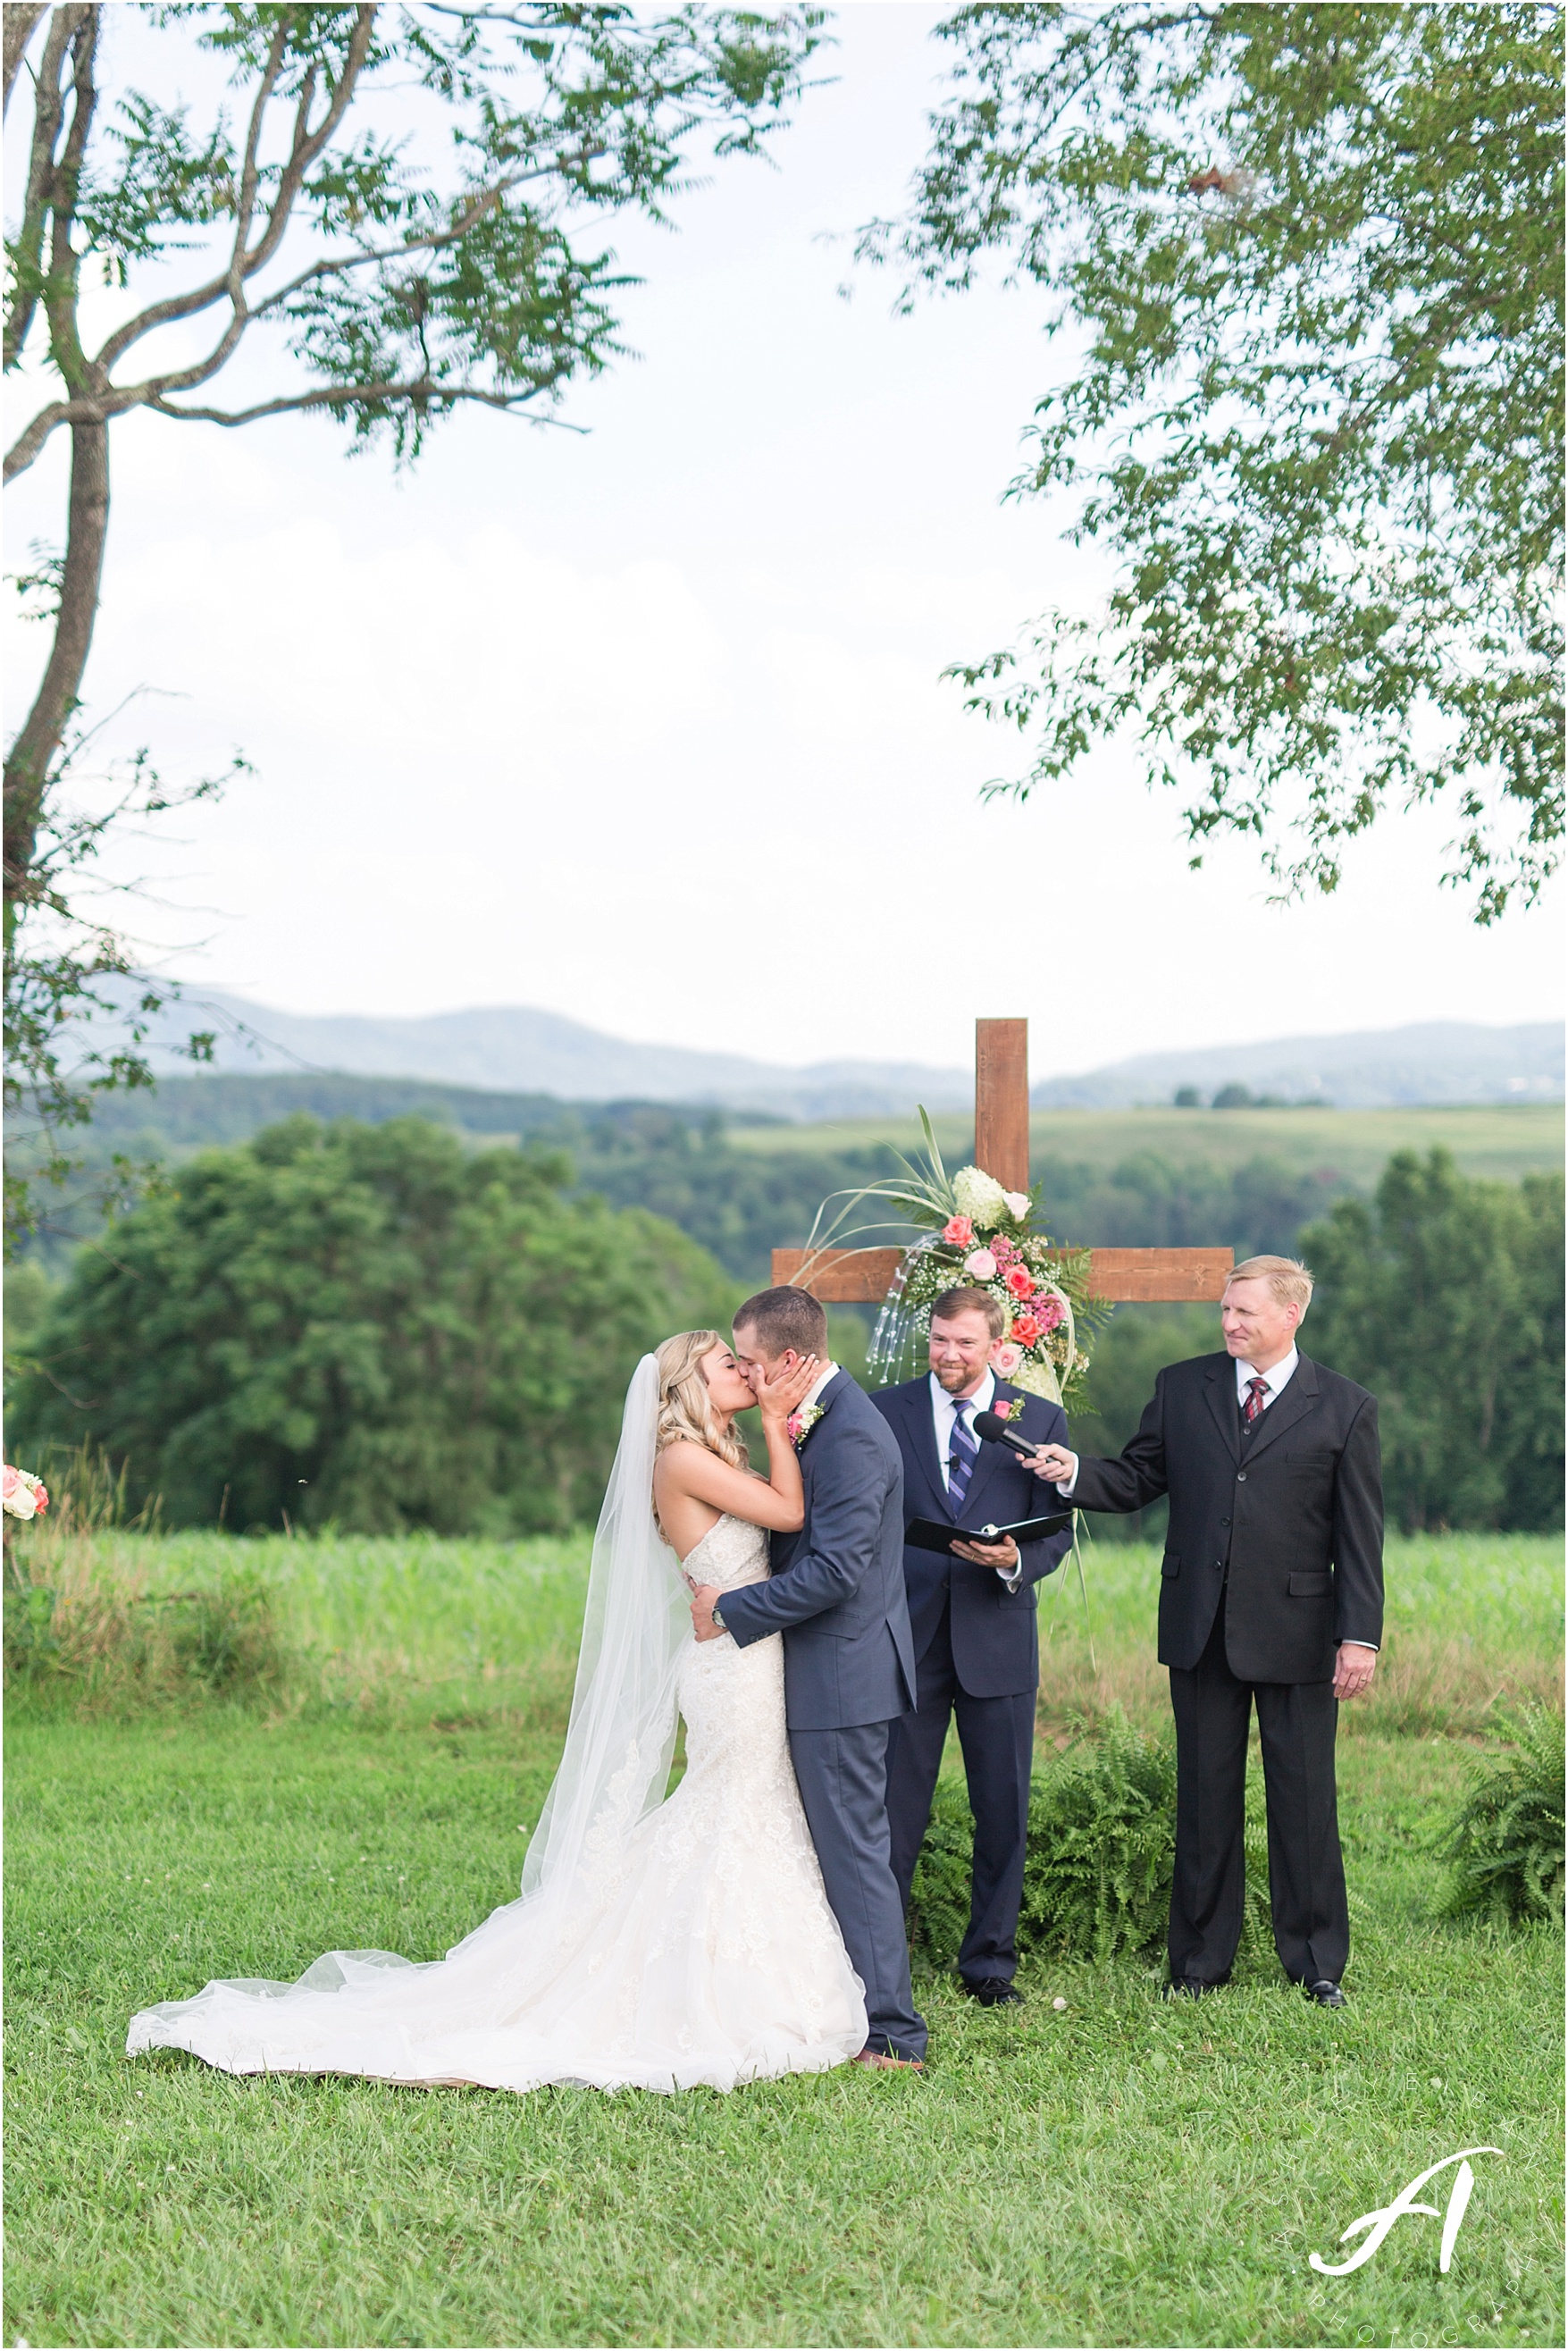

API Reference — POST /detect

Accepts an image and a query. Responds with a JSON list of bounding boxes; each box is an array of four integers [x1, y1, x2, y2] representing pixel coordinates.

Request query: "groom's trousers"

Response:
[[1168, 1609, 1349, 1987], [789, 1719, 928, 2063]]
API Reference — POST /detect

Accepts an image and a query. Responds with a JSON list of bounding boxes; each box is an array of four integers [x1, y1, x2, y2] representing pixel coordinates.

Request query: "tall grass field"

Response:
[[5, 1526, 1564, 2348]]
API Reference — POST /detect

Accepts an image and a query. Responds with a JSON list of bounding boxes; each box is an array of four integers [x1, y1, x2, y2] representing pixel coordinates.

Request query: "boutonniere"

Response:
[[992, 1398, 1025, 1424], [787, 1404, 826, 1449]]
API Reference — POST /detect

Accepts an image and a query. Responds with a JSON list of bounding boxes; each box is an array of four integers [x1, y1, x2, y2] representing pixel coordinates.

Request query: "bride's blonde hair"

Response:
[[654, 1330, 750, 1476]]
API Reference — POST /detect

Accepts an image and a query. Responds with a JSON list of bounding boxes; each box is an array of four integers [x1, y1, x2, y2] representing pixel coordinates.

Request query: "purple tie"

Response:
[[1243, 1375, 1269, 1426], [947, 1401, 978, 1514]]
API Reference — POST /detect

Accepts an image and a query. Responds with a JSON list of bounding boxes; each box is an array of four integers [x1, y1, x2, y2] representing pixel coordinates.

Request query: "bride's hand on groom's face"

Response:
[[753, 1352, 820, 1420]]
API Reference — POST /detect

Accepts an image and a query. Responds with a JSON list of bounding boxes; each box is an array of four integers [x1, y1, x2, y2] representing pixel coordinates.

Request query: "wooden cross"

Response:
[[771, 1018, 1233, 1305]]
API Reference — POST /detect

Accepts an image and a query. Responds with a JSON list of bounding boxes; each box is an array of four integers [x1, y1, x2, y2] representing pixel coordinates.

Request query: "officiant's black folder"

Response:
[[904, 1511, 1071, 1556]]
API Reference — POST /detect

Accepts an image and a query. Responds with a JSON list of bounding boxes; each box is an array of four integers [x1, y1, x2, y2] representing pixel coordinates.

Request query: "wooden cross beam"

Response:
[[771, 1017, 1234, 1305]]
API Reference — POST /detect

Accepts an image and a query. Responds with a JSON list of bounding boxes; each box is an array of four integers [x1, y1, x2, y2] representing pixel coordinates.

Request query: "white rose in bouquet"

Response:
[[1003, 1189, 1032, 1221], [952, 1165, 1010, 1225], [3, 1465, 49, 1521]]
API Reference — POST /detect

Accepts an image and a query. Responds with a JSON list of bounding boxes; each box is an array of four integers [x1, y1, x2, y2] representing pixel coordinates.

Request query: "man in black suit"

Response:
[[1030, 1256, 1383, 2007], [873, 1286, 1072, 2006]]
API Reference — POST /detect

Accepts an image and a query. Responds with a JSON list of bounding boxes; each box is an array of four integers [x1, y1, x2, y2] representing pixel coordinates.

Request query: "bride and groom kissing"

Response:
[[130, 1281, 1071, 2088], [130, 1259, 1384, 2083]]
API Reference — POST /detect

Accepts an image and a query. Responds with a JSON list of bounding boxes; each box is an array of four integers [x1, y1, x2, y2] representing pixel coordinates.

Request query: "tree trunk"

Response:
[[3, 409, 109, 933], [2, 4, 47, 114]]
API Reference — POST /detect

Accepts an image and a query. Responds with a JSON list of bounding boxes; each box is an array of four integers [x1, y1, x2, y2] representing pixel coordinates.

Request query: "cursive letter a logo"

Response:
[[1310, 2147, 1503, 2277]]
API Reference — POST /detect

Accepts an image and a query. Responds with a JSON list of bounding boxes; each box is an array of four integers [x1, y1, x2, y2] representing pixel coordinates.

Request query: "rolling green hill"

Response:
[[729, 1103, 1563, 1186]]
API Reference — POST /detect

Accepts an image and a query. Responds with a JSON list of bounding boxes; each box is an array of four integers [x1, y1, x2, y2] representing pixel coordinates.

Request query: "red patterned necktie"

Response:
[[1242, 1374, 1269, 1425]]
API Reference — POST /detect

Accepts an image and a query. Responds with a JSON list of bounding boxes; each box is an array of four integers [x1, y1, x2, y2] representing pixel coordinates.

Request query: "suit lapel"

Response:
[[898, 1379, 953, 1521], [959, 1379, 1019, 1528], [1203, 1359, 1243, 1463], [1239, 1355, 1321, 1464]]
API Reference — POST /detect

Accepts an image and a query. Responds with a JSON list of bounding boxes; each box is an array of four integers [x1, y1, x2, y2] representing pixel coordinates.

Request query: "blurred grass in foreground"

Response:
[[6, 1523, 1559, 1742]]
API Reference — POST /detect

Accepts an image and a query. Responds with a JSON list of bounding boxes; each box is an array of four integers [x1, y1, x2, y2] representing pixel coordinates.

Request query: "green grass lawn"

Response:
[[728, 1103, 1564, 1186], [5, 1532, 1564, 2348]]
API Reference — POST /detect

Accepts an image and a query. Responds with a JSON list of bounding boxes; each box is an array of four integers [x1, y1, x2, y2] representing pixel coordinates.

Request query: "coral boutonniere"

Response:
[[991, 1398, 1025, 1424], [787, 1404, 826, 1449]]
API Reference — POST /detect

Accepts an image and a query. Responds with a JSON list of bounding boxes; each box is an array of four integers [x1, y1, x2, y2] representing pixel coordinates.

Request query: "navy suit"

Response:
[[717, 1371, 926, 2060], [872, 1376, 1071, 1989]]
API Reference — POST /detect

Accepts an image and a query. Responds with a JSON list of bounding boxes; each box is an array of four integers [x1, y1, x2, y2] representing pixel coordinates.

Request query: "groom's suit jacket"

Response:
[[872, 1376, 1072, 1699], [1069, 1350, 1384, 1683], [714, 1371, 917, 1733]]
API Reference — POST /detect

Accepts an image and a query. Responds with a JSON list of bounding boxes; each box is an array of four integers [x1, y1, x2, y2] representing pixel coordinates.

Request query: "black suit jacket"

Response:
[[871, 1376, 1072, 1699], [1069, 1351, 1384, 1683]]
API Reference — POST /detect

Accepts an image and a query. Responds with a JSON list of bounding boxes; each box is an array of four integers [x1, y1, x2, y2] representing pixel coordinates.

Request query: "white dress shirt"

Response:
[[929, 1370, 1020, 1586], [1235, 1348, 1298, 1406]]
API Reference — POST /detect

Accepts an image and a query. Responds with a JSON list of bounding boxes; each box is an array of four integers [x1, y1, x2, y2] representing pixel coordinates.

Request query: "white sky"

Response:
[[5, 0, 1561, 1082]]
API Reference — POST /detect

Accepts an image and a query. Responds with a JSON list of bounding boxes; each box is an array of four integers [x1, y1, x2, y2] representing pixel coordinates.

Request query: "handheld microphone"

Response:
[[973, 1408, 1042, 1460]]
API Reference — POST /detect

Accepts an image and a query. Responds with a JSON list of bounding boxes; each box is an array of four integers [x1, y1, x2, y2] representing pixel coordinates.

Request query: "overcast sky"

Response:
[[6, 1, 1561, 1083]]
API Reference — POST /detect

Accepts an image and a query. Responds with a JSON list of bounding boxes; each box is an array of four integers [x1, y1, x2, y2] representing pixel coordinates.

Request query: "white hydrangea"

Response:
[[952, 1164, 1009, 1224]]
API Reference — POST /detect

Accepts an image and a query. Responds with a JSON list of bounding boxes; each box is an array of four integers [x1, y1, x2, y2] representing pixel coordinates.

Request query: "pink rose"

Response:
[[990, 1342, 1023, 1377], [1004, 1265, 1036, 1301], [786, 1414, 802, 1442], [3, 1465, 47, 1520], [943, 1214, 975, 1247], [963, 1248, 997, 1281], [1010, 1313, 1042, 1348]]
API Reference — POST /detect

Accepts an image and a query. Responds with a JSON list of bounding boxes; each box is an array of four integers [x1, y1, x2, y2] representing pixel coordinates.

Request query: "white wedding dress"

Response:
[[127, 1511, 868, 2095]]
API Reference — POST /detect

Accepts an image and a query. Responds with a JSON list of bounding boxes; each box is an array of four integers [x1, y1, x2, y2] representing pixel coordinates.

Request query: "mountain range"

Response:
[[130, 989, 1563, 1115]]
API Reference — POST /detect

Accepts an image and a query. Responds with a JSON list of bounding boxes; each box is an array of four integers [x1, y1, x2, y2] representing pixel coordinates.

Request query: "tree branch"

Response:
[[143, 374, 580, 431], [92, 4, 375, 374], [4, 4, 76, 371]]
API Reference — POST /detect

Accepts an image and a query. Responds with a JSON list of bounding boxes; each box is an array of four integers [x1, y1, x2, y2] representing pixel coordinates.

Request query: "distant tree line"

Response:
[[7, 1121, 1560, 1539], [21, 1078, 1354, 1278]]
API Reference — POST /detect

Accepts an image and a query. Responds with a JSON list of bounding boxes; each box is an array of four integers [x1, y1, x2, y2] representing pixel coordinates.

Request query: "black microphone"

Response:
[[973, 1408, 1043, 1459]]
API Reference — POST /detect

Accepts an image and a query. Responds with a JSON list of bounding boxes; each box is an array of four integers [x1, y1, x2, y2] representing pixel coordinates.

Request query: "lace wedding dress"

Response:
[[127, 1512, 868, 2095]]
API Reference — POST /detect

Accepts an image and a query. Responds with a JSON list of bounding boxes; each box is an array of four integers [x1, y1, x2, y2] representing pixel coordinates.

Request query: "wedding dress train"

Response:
[[127, 1514, 868, 2094]]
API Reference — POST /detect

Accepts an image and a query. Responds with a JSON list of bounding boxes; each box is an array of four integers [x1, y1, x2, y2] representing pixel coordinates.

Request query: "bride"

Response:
[[127, 1335, 869, 2094]]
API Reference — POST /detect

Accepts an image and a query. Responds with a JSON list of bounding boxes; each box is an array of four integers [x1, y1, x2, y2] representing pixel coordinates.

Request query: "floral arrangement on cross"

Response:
[[794, 1113, 1110, 1409]]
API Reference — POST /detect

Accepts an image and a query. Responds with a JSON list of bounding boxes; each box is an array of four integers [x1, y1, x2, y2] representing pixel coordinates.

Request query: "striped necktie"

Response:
[[1242, 1374, 1269, 1428], [947, 1398, 978, 1516]]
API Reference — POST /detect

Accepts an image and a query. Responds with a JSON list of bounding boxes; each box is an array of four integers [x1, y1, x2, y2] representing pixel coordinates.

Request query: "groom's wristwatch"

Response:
[[710, 1600, 726, 1633]]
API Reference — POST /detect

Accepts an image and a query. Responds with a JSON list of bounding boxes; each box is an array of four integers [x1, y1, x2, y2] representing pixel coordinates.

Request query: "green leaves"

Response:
[[877, 2, 1564, 916], [909, 1709, 1271, 1969], [1435, 1706, 1565, 1927], [1301, 1148, 1564, 1532], [8, 1113, 734, 1534]]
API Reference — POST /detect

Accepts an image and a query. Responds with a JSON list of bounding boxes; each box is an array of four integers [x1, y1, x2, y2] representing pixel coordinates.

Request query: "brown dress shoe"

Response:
[[853, 2047, 925, 2071]]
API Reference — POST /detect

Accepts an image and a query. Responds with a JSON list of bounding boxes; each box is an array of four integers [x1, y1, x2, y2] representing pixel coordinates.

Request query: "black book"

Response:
[[904, 1511, 1072, 1556]]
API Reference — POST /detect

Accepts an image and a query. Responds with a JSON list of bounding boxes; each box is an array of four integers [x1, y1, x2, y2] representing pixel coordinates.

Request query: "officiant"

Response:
[[873, 1288, 1072, 2006]]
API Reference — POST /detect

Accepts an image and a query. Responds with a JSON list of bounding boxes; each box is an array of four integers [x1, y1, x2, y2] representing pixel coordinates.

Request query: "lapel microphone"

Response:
[[973, 1408, 1040, 1459]]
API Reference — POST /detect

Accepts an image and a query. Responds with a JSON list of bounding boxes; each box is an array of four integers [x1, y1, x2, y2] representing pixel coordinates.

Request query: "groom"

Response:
[[687, 1286, 927, 2070]]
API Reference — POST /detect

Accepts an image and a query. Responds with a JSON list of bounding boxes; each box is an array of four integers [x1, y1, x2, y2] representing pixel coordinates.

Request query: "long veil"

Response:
[[519, 1353, 689, 1904]]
